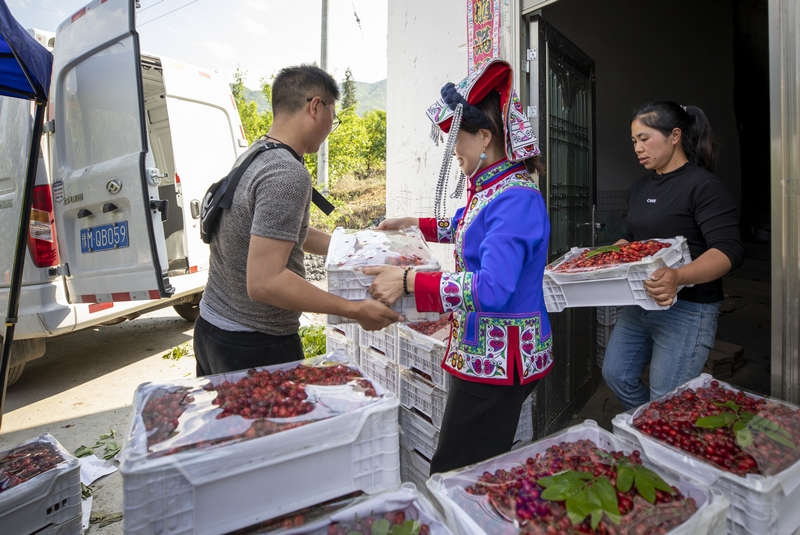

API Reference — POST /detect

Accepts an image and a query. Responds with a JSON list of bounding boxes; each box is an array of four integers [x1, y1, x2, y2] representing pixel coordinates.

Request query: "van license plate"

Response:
[[80, 221, 129, 253]]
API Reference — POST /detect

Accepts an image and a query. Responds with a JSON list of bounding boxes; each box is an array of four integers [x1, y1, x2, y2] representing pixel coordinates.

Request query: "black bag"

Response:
[[200, 141, 334, 244]]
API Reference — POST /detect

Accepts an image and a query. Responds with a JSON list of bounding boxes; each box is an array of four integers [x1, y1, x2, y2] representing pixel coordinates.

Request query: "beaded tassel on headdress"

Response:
[[450, 171, 466, 200], [434, 103, 463, 220]]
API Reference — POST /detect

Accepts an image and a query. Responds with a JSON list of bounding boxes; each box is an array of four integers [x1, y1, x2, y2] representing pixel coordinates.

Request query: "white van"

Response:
[[0, 0, 247, 385]]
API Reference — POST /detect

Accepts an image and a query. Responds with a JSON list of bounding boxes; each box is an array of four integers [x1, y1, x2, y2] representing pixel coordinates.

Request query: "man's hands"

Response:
[[362, 265, 408, 307], [352, 299, 403, 331], [376, 217, 419, 231], [644, 267, 682, 306]]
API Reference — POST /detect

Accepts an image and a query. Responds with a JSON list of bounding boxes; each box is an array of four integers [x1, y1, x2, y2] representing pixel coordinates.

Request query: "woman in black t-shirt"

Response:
[[602, 101, 744, 410]]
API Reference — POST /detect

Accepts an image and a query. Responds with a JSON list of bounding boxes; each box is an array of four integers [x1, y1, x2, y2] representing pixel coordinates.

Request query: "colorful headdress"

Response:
[[426, 59, 540, 219]]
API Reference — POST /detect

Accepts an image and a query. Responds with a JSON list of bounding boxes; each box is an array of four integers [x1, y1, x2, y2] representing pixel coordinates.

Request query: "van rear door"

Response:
[[51, 0, 172, 304]]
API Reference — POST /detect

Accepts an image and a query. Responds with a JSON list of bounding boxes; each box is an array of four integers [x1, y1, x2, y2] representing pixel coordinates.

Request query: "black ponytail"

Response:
[[632, 101, 718, 173]]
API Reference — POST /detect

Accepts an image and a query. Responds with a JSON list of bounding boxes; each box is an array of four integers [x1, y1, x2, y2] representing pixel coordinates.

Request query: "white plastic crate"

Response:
[[325, 325, 360, 365], [120, 357, 401, 535], [0, 433, 82, 535], [399, 369, 447, 429], [358, 324, 397, 362], [597, 322, 614, 349], [359, 346, 399, 395], [612, 374, 800, 535], [326, 228, 442, 325], [327, 285, 439, 324], [428, 420, 730, 535], [400, 446, 433, 501], [396, 324, 451, 390], [32, 514, 82, 535], [597, 305, 623, 326], [399, 395, 534, 461], [596, 344, 606, 368], [544, 236, 692, 313]]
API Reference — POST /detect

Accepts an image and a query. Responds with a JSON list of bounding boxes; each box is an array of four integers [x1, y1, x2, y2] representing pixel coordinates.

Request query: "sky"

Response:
[[7, 0, 388, 88]]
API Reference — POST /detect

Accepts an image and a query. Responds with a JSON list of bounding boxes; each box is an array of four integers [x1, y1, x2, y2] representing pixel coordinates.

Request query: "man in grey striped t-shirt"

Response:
[[195, 65, 400, 376]]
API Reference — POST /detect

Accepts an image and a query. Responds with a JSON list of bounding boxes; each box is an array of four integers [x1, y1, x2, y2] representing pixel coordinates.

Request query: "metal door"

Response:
[[50, 0, 172, 304], [525, 15, 598, 436]]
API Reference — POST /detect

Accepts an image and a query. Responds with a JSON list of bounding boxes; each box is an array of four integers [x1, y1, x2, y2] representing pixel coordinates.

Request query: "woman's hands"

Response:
[[376, 217, 419, 231], [644, 267, 681, 306], [644, 248, 732, 306], [362, 266, 410, 307]]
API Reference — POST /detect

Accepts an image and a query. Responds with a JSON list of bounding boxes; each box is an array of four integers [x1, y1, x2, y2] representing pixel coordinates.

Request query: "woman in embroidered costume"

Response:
[[364, 59, 553, 474]]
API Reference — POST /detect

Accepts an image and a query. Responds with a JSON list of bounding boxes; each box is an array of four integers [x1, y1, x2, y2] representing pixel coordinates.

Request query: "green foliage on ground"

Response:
[[299, 324, 327, 359]]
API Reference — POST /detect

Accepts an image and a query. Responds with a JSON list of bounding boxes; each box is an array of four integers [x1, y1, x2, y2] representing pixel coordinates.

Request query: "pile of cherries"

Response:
[[457, 440, 696, 535], [633, 381, 800, 476], [142, 388, 194, 448], [552, 241, 670, 272], [209, 364, 376, 420], [0, 441, 64, 493], [407, 315, 452, 338], [142, 364, 377, 456]]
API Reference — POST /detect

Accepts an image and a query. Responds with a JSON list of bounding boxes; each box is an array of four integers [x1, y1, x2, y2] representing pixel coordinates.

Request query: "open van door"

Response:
[[50, 0, 172, 304]]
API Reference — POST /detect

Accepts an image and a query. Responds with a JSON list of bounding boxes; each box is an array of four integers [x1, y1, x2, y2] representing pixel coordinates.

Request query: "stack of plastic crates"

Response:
[[0, 434, 82, 535], [596, 305, 623, 368], [394, 315, 535, 499], [357, 325, 399, 395], [325, 322, 359, 365]]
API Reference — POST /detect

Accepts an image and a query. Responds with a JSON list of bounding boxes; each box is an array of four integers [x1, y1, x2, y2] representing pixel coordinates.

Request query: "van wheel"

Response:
[[174, 302, 200, 322], [6, 363, 25, 387]]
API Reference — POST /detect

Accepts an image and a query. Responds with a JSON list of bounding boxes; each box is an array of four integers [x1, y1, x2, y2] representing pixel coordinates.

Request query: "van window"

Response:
[[63, 43, 142, 170]]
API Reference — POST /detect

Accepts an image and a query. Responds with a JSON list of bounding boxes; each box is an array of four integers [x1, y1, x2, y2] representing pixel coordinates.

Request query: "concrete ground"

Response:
[[0, 262, 772, 533], [0, 308, 198, 535]]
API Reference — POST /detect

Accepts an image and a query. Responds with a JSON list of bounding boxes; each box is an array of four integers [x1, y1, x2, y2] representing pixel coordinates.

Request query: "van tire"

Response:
[[6, 363, 25, 387], [174, 303, 200, 322]]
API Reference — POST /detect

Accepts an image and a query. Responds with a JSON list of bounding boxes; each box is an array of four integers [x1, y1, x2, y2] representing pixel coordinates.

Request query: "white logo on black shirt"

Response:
[[647, 198, 657, 204]]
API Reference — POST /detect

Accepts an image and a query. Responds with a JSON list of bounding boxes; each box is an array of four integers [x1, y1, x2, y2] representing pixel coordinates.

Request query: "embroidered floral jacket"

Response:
[[415, 160, 553, 385]]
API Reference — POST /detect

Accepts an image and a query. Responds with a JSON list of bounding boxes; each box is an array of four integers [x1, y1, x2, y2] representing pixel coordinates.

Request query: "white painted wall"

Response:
[[386, 1, 470, 270]]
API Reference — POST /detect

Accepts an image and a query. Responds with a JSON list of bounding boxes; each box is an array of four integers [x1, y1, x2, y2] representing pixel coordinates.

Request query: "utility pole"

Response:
[[318, 0, 330, 195]]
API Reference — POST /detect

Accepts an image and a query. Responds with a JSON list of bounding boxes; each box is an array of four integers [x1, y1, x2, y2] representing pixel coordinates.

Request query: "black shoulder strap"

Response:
[[262, 140, 336, 215], [218, 142, 273, 209]]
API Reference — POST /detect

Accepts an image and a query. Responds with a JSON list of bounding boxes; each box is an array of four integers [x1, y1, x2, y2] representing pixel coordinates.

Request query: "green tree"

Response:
[[341, 67, 357, 110], [232, 67, 272, 144], [362, 109, 386, 171]]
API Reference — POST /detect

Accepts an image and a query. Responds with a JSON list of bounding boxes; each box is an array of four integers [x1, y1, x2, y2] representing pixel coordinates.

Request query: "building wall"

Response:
[[386, 1, 471, 269]]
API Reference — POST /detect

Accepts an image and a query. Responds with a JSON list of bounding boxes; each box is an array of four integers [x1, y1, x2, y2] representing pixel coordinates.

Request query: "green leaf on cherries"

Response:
[[370, 519, 390, 535], [735, 424, 754, 449], [541, 480, 582, 501], [695, 412, 738, 429], [585, 245, 621, 259], [637, 466, 673, 494], [634, 471, 657, 504], [594, 477, 621, 521], [594, 449, 613, 459], [616, 465, 634, 493], [388, 521, 421, 535], [566, 487, 602, 526], [764, 430, 796, 449]]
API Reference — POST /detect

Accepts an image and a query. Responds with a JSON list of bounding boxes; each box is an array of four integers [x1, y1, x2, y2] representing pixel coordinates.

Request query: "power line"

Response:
[[351, 1, 371, 61], [138, 0, 166, 13], [139, 0, 199, 27]]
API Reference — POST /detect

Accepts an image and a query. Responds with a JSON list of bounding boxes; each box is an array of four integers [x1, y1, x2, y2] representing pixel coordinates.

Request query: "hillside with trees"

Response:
[[232, 68, 387, 231]]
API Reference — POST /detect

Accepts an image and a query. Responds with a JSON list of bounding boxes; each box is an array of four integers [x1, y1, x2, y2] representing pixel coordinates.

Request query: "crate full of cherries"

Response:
[[119, 352, 401, 535], [542, 237, 693, 313], [426, 420, 729, 535], [612, 374, 800, 535], [325, 227, 441, 323]]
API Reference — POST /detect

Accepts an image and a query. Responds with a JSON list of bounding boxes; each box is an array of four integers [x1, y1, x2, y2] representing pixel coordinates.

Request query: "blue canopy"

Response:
[[0, 0, 52, 101]]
